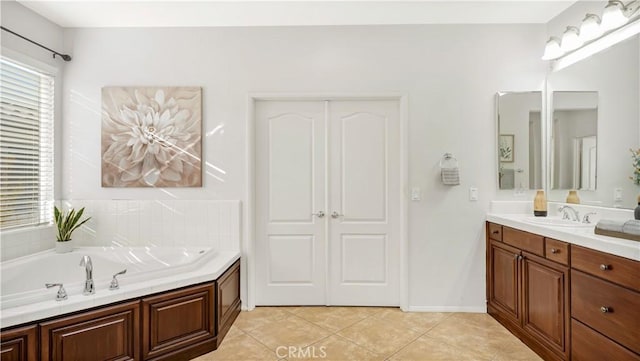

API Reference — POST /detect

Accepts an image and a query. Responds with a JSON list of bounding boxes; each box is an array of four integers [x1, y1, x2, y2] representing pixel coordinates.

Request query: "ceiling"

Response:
[[17, 0, 577, 28]]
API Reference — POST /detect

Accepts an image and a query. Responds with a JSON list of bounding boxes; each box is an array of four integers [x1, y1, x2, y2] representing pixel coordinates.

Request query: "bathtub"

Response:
[[1, 247, 240, 328]]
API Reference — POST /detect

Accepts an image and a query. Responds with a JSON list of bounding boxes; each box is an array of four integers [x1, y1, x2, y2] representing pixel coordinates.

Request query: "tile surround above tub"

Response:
[[61, 200, 241, 251]]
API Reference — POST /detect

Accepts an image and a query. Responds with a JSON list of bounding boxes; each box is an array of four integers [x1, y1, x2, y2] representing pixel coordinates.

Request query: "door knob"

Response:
[[312, 211, 325, 218], [331, 211, 344, 219]]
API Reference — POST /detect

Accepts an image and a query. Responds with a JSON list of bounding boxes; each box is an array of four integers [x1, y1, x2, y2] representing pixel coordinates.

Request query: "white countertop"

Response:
[[487, 213, 640, 261], [1, 250, 240, 329]]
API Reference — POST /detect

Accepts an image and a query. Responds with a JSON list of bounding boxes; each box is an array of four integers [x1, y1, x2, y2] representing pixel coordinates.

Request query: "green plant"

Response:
[[54, 206, 91, 242], [631, 148, 640, 186]]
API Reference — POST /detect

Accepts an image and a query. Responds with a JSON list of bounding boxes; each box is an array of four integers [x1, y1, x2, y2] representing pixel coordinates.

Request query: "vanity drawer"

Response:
[[488, 223, 502, 242], [571, 270, 640, 354], [503, 227, 544, 256], [545, 238, 569, 265], [571, 245, 640, 291], [571, 319, 640, 361]]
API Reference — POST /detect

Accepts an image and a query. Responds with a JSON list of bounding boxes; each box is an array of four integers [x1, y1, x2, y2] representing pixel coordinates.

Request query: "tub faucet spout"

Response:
[[79, 255, 94, 295]]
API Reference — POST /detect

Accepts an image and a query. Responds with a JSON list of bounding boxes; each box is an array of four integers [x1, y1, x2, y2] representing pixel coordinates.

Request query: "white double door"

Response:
[[255, 99, 400, 306]]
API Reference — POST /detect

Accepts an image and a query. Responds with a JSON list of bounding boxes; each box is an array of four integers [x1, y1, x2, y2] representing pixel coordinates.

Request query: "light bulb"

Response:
[[580, 14, 603, 41], [541, 37, 563, 60], [601, 0, 628, 31], [560, 26, 583, 52]]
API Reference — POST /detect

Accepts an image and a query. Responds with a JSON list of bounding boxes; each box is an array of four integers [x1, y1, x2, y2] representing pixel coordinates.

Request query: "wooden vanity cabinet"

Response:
[[40, 300, 140, 361], [487, 223, 569, 361], [0, 325, 37, 361]]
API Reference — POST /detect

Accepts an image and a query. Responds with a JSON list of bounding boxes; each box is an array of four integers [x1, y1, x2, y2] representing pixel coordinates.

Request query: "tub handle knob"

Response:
[[45, 283, 68, 301], [109, 269, 127, 290]]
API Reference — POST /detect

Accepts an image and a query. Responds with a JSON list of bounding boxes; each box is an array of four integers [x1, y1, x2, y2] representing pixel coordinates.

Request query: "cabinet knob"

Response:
[[550, 248, 558, 254], [514, 254, 519, 259], [599, 264, 610, 271], [600, 306, 611, 313]]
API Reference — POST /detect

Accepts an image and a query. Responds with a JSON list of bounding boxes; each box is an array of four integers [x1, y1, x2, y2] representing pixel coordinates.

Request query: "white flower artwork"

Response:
[[101, 87, 202, 187]]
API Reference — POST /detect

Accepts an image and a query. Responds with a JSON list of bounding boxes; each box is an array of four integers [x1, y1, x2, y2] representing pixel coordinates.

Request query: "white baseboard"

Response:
[[405, 305, 487, 313]]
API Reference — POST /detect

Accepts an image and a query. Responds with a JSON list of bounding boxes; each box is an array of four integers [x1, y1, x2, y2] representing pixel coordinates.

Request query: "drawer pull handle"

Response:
[[599, 264, 610, 271], [600, 306, 611, 313], [492, 230, 500, 234], [550, 248, 559, 254]]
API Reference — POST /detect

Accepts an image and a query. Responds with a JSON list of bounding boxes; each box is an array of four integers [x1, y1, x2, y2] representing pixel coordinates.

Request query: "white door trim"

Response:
[[245, 93, 409, 311]]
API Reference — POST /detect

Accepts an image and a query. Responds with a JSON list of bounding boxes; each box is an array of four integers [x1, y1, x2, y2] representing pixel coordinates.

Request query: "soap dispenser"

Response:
[[534, 190, 547, 217], [566, 190, 580, 204]]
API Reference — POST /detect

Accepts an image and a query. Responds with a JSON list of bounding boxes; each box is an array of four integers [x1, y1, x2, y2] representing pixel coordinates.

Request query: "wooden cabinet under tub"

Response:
[[0, 259, 241, 361], [486, 222, 640, 361], [0, 325, 37, 361]]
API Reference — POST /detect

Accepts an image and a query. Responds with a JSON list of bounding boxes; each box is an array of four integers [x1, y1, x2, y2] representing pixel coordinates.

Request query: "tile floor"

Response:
[[193, 307, 543, 361]]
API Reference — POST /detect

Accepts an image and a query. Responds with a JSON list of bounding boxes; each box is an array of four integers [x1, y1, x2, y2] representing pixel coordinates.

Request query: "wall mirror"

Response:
[[550, 91, 598, 192], [547, 34, 639, 208], [496, 92, 543, 191]]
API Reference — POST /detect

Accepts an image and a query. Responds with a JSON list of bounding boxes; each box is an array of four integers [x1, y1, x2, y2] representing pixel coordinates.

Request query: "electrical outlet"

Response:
[[614, 188, 623, 201]]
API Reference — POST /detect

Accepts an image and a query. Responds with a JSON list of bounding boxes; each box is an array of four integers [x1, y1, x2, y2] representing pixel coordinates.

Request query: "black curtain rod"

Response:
[[1, 26, 72, 62]]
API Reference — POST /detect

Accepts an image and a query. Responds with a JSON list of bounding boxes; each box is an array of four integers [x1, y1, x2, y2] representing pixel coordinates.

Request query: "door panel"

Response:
[[268, 235, 315, 283], [256, 101, 326, 305], [341, 112, 387, 221], [328, 100, 400, 306], [341, 234, 387, 283], [268, 115, 314, 222]]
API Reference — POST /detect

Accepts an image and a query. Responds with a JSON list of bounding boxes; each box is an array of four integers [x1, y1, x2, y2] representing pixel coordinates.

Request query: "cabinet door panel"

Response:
[[142, 283, 215, 360], [40, 301, 139, 361], [1, 325, 37, 361], [489, 240, 520, 323], [522, 253, 569, 359]]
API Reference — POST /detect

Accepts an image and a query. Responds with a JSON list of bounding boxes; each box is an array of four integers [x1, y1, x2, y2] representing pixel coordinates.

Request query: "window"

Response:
[[0, 57, 54, 230]]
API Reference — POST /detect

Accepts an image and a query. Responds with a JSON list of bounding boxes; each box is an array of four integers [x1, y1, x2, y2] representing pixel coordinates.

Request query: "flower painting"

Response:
[[102, 87, 202, 187]]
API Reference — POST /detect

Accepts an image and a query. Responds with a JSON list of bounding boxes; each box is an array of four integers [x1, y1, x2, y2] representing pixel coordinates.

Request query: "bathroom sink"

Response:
[[523, 217, 593, 228]]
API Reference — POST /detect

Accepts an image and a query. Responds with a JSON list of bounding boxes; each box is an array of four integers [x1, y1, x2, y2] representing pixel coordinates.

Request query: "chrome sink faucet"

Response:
[[558, 206, 580, 222], [79, 255, 95, 295]]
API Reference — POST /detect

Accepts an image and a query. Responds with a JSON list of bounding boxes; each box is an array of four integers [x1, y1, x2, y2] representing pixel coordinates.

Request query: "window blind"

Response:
[[0, 58, 54, 230]]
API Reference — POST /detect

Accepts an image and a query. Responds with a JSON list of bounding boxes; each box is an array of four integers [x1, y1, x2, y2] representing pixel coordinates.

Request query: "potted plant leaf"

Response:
[[54, 206, 91, 253]]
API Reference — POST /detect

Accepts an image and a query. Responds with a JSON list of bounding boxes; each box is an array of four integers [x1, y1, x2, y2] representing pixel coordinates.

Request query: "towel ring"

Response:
[[439, 153, 458, 168]]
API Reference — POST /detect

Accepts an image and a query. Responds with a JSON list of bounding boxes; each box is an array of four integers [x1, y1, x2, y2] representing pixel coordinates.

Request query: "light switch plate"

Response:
[[469, 187, 478, 201], [411, 187, 421, 201]]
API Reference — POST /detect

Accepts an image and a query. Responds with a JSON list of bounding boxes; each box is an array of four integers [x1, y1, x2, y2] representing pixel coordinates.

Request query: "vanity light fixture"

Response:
[[541, 37, 563, 60], [542, 0, 640, 67], [579, 14, 603, 41], [601, 0, 631, 31], [560, 26, 583, 52]]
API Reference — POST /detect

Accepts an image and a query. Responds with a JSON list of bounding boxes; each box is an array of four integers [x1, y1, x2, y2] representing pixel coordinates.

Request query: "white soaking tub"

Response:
[[0, 246, 240, 328]]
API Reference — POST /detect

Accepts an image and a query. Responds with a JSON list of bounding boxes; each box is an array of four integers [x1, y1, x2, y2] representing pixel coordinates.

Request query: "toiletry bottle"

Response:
[[566, 190, 580, 204], [534, 190, 547, 217], [635, 194, 640, 220]]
